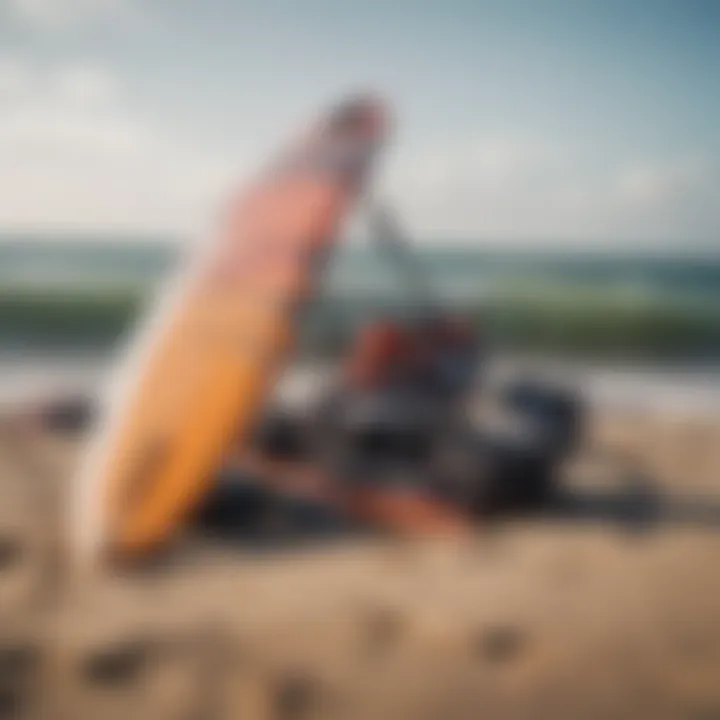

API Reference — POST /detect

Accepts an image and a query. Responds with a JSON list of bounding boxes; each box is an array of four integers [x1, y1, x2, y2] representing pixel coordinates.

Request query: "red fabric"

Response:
[[345, 321, 413, 387]]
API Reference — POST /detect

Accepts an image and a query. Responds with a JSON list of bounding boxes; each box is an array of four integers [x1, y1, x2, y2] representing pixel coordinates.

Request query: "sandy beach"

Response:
[[0, 391, 719, 718]]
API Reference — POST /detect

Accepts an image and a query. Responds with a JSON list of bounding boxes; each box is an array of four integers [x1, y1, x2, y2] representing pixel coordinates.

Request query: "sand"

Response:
[[0, 407, 719, 719]]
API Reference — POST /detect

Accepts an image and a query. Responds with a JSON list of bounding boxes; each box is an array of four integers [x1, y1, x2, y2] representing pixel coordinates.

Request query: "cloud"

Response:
[[382, 133, 572, 239], [0, 57, 716, 246], [0, 62, 142, 156], [382, 134, 719, 245], [0, 57, 30, 99], [613, 159, 708, 208], [0, 57, 235, 235], [2, 0, 137, 30]]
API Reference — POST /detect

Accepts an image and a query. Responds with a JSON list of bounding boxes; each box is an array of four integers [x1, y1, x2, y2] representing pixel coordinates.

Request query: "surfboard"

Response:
[[72, 95, 390, 567]]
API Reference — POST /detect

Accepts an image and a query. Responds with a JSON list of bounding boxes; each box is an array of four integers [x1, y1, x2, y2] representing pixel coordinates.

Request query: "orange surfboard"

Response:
[[72, 95, 390, 568]]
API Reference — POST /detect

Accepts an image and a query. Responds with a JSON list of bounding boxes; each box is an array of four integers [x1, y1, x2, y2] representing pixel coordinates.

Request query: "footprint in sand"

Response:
[[0, 641, 41, 719], [81, 638, 156, 688], [471, 624, 526, 666], [361, 605, 405, 658], [273, 672, 323, 720]]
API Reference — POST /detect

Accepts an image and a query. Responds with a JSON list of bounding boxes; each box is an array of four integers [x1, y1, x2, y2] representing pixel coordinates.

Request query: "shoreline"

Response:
[[0, 350, 718, 417]]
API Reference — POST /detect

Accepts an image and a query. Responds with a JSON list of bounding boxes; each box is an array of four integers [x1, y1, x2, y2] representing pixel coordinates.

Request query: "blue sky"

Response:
[[0, 0, 718, 246]]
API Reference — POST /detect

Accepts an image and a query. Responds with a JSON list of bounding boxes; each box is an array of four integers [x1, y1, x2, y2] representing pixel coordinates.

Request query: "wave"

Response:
[[1, 284, 718, 362]]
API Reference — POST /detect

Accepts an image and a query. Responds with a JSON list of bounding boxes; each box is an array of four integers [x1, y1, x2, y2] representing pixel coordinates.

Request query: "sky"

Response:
[[0, 0, 718, 247]]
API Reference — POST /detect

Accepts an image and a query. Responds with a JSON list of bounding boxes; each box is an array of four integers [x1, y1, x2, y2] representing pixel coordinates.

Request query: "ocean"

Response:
[[1, 238, 719, 303], [0, 237, 719, 361]]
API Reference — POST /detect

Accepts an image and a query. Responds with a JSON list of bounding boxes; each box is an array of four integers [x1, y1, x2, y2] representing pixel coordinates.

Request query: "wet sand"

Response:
[[1, 407, 720, 719]]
